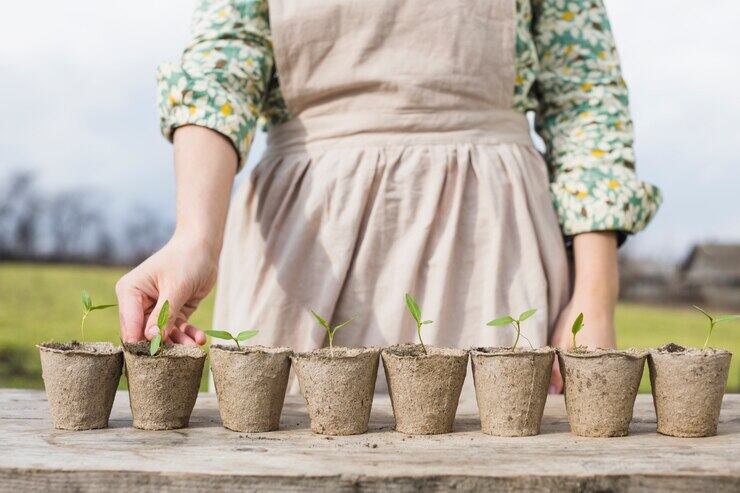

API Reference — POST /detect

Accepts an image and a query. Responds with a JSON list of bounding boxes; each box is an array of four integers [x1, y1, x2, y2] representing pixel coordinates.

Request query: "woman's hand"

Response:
[[116, 125, 238, 345], [549, 231, 619, 393], [116, 235, 217, 345]]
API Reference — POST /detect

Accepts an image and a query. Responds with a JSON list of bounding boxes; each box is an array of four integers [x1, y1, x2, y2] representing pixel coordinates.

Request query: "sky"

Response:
[[1, 0, 738, 262]]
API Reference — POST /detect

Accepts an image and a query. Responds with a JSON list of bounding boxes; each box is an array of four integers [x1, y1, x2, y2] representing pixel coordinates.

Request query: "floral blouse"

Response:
[[157, 0, 661, 239]]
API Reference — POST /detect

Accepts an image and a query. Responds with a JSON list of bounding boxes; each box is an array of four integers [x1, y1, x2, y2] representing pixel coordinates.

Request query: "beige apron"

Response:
[[214, 0, 570, 392]]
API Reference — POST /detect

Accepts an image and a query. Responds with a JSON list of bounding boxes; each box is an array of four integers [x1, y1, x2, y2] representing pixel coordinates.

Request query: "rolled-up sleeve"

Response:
[[532, 0, 662, 240], [157, 0, 273, 169]]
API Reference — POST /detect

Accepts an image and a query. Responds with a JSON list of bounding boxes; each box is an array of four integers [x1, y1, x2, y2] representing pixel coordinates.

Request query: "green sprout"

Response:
[[149, 300, 170, 356], [487, 308, 537, 349], [693, 305, 740, 350], [310, 310, 354, 357], [571, 312, 585, 352], [80, 290, 116, 341], [205, 329, 259, 350], [405, 293, 433, 355]]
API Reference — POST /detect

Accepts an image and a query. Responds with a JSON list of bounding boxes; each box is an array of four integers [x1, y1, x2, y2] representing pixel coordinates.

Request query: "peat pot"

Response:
[[291, 347, 381, 435], [471, 347, 554, 436], [648, 343, 732, 437], [124, 342, 205, 430], [382, 344, 468, 435], [558, 348, 647, 437], [210, 345, 292, 432], [38, 342, 123, 430]]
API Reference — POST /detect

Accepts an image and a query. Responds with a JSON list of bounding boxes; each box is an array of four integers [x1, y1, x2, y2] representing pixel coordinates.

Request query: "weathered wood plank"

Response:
[[0, 390, 738, 492]]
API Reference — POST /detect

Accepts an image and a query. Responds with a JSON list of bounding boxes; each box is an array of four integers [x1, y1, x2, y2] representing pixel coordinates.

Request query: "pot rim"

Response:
[[123, 341, 205, 359], [649, 343, 732, 356], [210, 344, 293, 355], [557, 347, 648, 359], [291, 346, 381, 360], [471, 346, 554, 357], [37, 341, 122, 356], [382, 343, 468, 359]]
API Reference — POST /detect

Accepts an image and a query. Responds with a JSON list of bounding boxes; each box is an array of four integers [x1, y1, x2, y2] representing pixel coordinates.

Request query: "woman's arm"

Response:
[[117, 0, 275, 343], [530, 0, 661, 239], [528, 0, 661, 391], [548, 231, 619, 392], [116, 126, 236, 344]]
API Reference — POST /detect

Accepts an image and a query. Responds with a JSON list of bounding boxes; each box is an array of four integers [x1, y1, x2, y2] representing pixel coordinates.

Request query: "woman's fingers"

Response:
[[164, 320, 205, 346], [167, 327, 195, 345], [116, 278, 150, 343], [143, 291, 190, 340], [180, 322, 207, 345]]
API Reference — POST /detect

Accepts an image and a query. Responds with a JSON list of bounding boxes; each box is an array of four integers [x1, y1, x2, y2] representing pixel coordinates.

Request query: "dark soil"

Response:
[[384, 343, 466, 358], [211, 344, 291, 355], [123, 341, 204, 358], [38, 341, 119, 354]]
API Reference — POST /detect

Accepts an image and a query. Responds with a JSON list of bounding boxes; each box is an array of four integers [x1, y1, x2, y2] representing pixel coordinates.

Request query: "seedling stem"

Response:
[[693, 305, 740, 350], [571, 312, 585, 352], [79, 290, 116, 341], [310, 310, 354, 357], [487, 308, 537, 349], [405, 294, 432, 355], [205, 329, 259, 350]]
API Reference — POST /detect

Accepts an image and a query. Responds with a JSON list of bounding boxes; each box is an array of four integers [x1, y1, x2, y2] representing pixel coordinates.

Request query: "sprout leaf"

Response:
[[519, 308, 537, 322], [405, 294, 421, 324], [149, 334, 162, 356], [571, 313, 584, 336], [487, 315, 514, 326], [206, 330, 233, 340], [81, 290, 92, 311], [157, 301, 170, 331], [236, 330, 259, 341]]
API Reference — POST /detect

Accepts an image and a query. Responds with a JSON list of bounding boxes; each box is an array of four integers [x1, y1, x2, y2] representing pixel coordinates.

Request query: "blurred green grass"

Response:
[[1, 262, 738, 392]]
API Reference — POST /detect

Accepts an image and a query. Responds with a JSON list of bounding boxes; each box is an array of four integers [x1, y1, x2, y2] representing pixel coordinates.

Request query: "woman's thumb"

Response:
[[144, 293, 185, 341]]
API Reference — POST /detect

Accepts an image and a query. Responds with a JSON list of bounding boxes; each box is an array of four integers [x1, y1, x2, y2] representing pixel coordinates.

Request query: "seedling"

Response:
[[149, 300, 170, 356], [693, 305, 740, 350], [80, 290, 116, 341], [310, 310, 354, 357], [571, 312, 585, 352], [405, 293, 433, 355], [487, 308, 537, 349], [205, 329, 259, 350]]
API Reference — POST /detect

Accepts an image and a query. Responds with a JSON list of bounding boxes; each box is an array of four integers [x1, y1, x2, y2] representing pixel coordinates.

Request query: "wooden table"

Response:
[[0, 390, 738, 492]]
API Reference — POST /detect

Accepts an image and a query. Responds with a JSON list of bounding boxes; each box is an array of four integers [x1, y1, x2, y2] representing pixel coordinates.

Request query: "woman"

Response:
[[116, 0, 660, 393]]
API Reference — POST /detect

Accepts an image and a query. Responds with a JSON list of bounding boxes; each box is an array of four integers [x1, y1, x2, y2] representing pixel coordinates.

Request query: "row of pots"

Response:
[[38, 341, 731, 438]]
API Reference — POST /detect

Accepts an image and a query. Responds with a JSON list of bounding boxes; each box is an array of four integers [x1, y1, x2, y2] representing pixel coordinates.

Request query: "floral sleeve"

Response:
[[157, 0, 273, 169], [531, 0, 661, 240]]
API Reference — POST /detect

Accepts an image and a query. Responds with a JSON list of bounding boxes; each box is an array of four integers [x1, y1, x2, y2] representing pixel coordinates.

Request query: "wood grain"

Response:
[[0, 390, 738, 492]]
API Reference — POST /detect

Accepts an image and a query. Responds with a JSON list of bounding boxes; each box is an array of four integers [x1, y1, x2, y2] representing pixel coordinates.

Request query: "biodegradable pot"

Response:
[[37, 342, 123, 430], [558, 348, 647, 437], [209, 345, 292, 432], [471, 347, 554, 436], [291, 347, 380, 436], [123, 342, 205, 430], [382, 344, 469, 435], [648, 343, 732, 437]]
